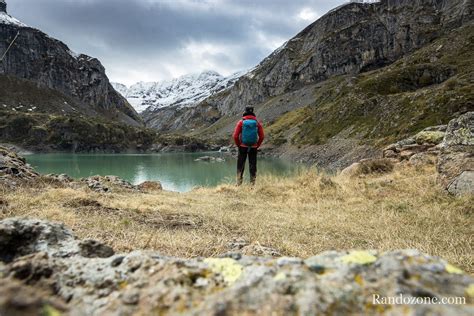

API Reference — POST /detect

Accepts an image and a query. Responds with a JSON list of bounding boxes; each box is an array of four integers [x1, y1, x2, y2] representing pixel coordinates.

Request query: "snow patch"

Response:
[[0, 12, 27, 27]]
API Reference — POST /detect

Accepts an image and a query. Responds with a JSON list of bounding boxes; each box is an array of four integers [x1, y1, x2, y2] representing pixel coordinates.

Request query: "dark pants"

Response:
[[237, 146, 257, 185]]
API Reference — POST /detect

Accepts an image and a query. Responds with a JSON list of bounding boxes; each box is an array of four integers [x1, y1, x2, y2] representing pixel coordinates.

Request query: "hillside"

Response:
[[144, 0, 474, 167], [253, 22, 474, 167], [0, 1, 162, 151], [0, 19, 141, 125]]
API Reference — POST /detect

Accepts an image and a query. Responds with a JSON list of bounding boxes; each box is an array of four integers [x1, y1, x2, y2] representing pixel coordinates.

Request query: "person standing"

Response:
[[232, 107, 265, 185]]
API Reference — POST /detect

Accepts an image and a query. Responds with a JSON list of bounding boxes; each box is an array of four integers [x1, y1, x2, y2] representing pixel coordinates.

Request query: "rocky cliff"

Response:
[[208, 0, 473, 116], [0, 4, 141, 126]]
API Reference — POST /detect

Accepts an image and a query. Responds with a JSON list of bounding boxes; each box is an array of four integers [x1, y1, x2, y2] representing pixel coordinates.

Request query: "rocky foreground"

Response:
[[0, 218, 473, 316]]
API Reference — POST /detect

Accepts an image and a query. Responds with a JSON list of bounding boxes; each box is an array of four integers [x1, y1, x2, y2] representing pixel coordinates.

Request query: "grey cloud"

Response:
[[10, 0, 345, 84]]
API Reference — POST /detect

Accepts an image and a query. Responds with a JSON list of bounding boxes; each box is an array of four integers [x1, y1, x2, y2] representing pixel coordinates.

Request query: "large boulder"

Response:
[[1, 218, 472, 315], [0, 146, 39, 187], [383, 126, 447, 161], [137, 181, 163, 193], [341, 158, 396, 177], [437, 112, 474, 195], [0, 218, 111, 262]]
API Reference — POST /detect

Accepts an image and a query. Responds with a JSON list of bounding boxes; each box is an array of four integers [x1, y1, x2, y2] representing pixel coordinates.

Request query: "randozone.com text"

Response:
[[373, 294, 466, 305]]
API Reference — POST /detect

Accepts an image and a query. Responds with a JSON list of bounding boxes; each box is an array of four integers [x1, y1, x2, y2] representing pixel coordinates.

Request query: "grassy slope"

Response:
[[0, 110, 157, 152], [0, 75, 159, 151], [205, 24, 474, 150], [1, 164, 472, 272]]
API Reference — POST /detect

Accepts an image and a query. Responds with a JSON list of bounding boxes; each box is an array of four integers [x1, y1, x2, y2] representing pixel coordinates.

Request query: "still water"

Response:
[[25, 152, 299, 192]]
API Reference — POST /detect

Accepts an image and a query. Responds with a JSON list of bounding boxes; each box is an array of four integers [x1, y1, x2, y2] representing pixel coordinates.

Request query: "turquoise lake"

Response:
[[25, 152, 300, 192]]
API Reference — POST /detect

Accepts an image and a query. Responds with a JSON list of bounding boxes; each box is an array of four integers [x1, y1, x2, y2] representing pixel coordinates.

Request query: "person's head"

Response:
[[243, 106, 255, 117]]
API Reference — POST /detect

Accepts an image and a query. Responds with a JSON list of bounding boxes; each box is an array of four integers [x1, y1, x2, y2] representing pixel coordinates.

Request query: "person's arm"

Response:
[[233, 120, 243, 147], [257, 121, 265, 148]]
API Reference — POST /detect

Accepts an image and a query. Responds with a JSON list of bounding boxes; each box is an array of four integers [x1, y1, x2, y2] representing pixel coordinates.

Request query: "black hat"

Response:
[[243, 106, 255, 116]]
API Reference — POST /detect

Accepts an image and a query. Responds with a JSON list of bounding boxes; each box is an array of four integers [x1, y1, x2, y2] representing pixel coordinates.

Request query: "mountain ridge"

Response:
[[0, 2, 160, 152], [112, 70, 244, 114], [0, 4, 141, 126]]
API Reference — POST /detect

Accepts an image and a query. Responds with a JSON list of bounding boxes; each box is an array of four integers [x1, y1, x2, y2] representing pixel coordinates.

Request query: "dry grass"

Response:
[[1, 164, 472, 272]]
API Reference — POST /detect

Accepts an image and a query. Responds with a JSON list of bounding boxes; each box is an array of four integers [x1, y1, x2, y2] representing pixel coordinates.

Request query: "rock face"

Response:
[[0, 5, 142, 126], [211, 0, 472, 115], [437, 112, 474, 195], [0, 218, 472, 315], [0, 0, 6, 13]]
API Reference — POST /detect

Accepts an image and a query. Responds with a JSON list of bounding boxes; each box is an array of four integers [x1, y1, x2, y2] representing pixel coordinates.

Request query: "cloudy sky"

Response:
[[10, 0, 345, 85]]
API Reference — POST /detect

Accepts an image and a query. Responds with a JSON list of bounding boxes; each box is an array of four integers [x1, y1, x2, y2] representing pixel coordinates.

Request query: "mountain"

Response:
[[147, 0, 474, 166], [0, 2, 141, 126], [112, 70, 244, 114], [0, 1, 155, 152]]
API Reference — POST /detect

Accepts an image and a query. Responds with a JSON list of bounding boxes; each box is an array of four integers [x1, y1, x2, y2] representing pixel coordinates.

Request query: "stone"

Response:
[[414, 131, 445, 145], [340, 162, 361, 177], [79, 239, 115, 258], [137, 181, 162, 193], [409, 152, 437, 166], [219, 146, 231, 153], [400, 150, 415, 160], [195, 156, 213, 162], [194, 156, 225, 163], [44, 173, 74, 184], [447, 171, 474, 196], [437, 112, 473, 195], [383, 149, 398, 159], [0, 146, 39, 187], [442, 112, 474, 147], [82, 175, 137, 193], [341, 158, 395, 177], [0, 218, 80, 262]]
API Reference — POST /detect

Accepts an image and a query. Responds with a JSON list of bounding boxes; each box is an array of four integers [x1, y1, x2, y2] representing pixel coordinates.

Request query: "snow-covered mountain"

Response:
[[112, 70, 244, 113]]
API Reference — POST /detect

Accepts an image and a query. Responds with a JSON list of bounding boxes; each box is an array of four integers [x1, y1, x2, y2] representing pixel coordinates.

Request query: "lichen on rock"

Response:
[[0, 218, 472, 315], [437, 112, 474, 195]]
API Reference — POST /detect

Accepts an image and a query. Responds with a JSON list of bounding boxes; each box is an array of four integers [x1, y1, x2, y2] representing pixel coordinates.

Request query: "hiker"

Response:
[[233, 106, 265, 185]]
